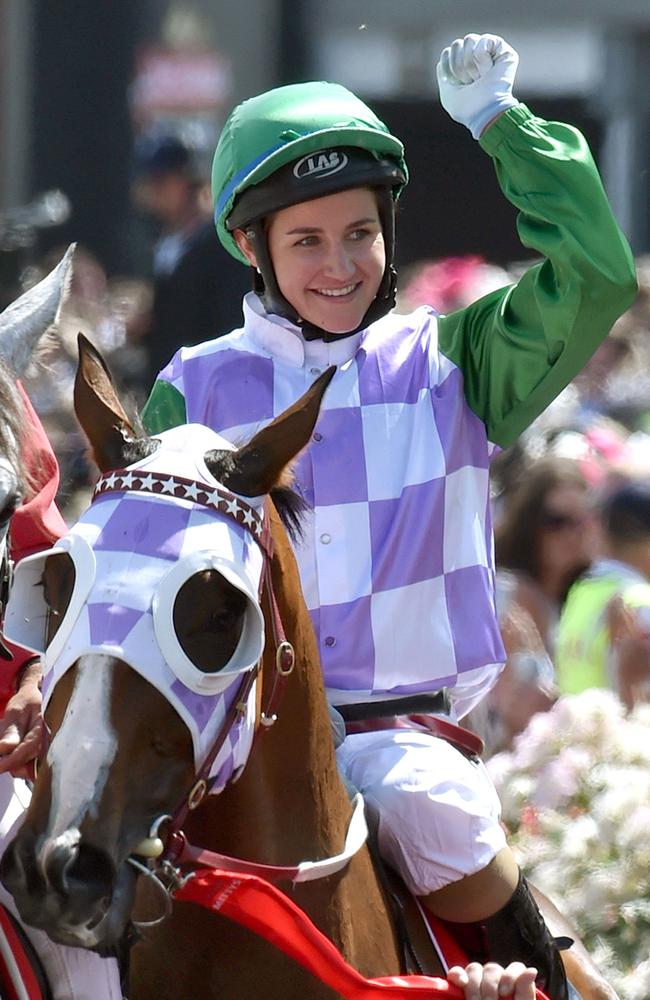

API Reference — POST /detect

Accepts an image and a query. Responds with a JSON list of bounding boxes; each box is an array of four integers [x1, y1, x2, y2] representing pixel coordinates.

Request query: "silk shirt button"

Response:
[[324, 636, 336, 647], [312, 431, 322, 442], [320, 533, 331, 544], [310, 367, 322, 375]]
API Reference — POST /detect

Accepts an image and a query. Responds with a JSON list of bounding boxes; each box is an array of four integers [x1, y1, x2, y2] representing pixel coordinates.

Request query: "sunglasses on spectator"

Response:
[[539, 510, 588, 531]]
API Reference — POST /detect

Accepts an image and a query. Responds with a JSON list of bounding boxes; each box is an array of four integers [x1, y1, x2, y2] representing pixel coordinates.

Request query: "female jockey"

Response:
[[142, 32, 636, 1000]]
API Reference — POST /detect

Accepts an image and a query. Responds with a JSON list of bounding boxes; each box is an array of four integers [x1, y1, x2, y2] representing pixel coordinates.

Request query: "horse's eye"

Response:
[[42, 552, 76, 645], [173, 571, 248, 673], [186, 603, 244, 638]]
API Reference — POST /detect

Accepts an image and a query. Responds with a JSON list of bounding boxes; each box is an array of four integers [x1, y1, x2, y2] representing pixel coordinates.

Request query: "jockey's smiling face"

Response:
[[237, 187, 386, 335]]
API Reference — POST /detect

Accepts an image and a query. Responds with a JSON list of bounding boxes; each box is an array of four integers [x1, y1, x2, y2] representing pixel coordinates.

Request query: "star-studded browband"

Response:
[[93, 469, 271, 555]]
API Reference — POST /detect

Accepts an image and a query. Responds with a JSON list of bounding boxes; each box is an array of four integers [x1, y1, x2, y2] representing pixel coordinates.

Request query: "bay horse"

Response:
[[1, 334, 615, 1000]]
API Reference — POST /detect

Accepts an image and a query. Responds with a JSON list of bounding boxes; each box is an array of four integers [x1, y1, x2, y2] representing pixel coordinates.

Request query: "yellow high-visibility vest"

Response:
[[556, 570, 650, 695]]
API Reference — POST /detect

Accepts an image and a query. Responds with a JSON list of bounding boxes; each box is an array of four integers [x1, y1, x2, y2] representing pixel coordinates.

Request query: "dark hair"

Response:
[[603, 479, 650, 543], [132, 129, 202, 186], [495, 457, 589, 582]]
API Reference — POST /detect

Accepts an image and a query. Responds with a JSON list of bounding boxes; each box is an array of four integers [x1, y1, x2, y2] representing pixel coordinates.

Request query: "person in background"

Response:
[[494, 457, 599, 659], [555, 478, 650, 707], [395, 254, 512, 316], [466, 457, 600, 755], [131, 126, 250, 391], [468, 574, 558, 756]]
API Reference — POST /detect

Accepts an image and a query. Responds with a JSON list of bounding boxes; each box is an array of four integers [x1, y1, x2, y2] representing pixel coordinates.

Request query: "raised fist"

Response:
[[436, 34, 519, 138]]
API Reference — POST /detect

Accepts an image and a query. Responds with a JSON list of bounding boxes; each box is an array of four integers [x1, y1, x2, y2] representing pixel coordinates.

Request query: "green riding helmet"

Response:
[[212, 81, 409, 265]]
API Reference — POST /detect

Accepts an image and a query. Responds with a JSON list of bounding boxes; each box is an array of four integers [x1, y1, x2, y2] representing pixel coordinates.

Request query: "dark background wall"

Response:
[[31, 0, 143, 273], [374, 98, 602, 268], [29, 2, 606, 276]]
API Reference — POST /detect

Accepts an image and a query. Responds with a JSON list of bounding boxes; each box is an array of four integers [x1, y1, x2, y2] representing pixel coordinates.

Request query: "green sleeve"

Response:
[[438, 104, 638, 448], [141, 379, 187, 434]]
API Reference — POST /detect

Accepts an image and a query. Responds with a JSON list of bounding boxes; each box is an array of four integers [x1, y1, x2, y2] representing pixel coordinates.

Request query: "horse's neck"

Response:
[[185, 510, 401, 976], [188, 506, 352, 862]]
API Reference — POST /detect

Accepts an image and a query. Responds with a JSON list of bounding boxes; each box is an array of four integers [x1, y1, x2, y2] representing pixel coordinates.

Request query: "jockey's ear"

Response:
[[74, 333, 137, 472], [205, 366, 335, 497]]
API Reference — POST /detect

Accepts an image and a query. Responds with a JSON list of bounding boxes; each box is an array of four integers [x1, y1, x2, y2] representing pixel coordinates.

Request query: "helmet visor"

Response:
[[227, 147, 406, 232]]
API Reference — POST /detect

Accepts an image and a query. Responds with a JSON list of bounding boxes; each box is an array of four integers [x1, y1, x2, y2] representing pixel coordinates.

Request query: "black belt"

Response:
[[334, 690, 450, 722]]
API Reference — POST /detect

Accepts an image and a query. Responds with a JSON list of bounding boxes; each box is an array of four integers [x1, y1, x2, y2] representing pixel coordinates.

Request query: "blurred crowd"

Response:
[[8, 168, 650, 759]]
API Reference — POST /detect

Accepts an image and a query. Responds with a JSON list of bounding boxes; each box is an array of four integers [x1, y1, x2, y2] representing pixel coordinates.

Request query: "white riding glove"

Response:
[[436, 34, 520, 139]]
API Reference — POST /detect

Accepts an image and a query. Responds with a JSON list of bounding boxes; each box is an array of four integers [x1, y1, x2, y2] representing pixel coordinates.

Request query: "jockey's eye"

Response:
[[173, 570, 248, 674]]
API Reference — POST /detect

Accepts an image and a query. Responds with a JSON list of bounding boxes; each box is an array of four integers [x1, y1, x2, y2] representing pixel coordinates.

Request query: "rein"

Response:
[[165, 792, 367, 884], [94, 468, 367, 893]]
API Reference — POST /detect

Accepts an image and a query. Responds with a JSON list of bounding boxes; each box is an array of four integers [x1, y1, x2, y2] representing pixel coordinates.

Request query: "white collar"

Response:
[[242, 292, 363, 369]]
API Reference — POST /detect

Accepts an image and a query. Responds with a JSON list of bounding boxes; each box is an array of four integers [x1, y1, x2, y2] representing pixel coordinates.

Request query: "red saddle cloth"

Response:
[[0, 904, 49, 1000]]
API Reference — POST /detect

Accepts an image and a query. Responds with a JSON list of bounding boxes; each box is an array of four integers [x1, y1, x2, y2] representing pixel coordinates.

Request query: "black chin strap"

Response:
[[300, 266, 397, 342]]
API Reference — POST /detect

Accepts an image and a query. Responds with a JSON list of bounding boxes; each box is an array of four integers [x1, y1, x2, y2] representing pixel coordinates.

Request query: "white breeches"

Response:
[[336, 729, 507, 896]]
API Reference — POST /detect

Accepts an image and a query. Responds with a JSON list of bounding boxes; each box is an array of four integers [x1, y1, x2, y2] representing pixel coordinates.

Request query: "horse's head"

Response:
[[0, 333, 333, 950]]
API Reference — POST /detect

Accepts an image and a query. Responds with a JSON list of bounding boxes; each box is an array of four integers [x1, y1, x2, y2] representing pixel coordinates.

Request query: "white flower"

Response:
[[485, 750, 513, 788], [609, 718, 650, 766], [495, 774, 536, 824], [551, 690, 623, 748], [508, 709, 560, 770], [618, 805, 650, 854], [590, 772, 650, 836], [532, 747, 592, 809], [524, 859, 568, 900], [618, 958, 650, 1000], [578, 869, 625, 928], [486, 688, 650, 994], [558, 814, 599, 860], [629, 701, 650, 728]]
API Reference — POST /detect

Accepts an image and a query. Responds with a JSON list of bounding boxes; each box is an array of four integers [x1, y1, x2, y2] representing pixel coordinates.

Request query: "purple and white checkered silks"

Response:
[[4, 423, 266, 791], [158, 293, 506, 720]]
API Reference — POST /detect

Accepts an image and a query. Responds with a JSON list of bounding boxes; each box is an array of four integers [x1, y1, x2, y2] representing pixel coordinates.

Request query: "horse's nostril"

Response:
[[69, 844, 114, 903], [45, 841, 115, 905]]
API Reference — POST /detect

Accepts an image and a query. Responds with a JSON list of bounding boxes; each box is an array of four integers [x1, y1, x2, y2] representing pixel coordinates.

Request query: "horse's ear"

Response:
[[0, 243, 75, 375], [206, 366, 336, 497], [74, 333, 136, 471]]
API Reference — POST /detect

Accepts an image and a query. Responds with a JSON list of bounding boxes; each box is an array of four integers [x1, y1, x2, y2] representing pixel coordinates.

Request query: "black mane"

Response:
[[269, 484, 309, 542]]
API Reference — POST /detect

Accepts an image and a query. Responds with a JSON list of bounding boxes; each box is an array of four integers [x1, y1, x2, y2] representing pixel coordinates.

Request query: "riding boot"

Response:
[[441, 872, 570, 1000]]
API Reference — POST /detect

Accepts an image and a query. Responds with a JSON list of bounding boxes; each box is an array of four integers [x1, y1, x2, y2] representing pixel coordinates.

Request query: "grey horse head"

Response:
[[0, 243, 75, 375]]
